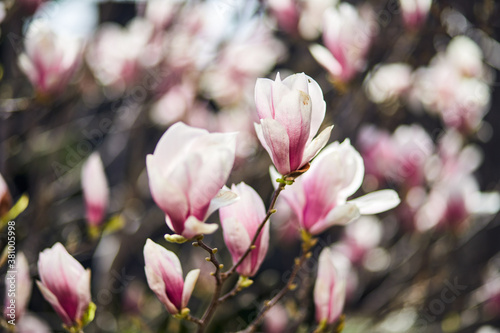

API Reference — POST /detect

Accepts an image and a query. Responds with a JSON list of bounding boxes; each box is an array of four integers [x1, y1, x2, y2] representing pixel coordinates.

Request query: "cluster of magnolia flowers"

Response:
[[0, 73, 401, 332]]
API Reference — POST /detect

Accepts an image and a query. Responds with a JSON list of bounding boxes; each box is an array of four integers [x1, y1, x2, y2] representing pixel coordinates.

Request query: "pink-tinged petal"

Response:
[[75, 269, 92, 322], [152, 122, 207, 172], [255, 78, 275, 119], [36, 281, 72, 326], [335, 139, 365, 199], [309, 44, 342, 78], [182, 216, 218, 239], [144, 266, 178, 314], [259, 118, 291, 175], [300, 125, 333, 167], [305, 75, 327, 143], [271, 73, 293, 112], [274, 89, 312, 171], [181, 269, 200, 309], [81, 152, 109, 226], [282, 72, 309, 93], [310, 203, 360, 235], [221, 216, 252, 274], [204, 187, 239, 220], [348, 189, 400, 214]]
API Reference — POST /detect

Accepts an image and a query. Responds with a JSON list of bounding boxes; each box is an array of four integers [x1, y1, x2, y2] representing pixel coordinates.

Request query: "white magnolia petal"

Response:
[[260, 118, 291, 175], [310, 203, 360, 235], [348, 189, 400, 215], [144, 265, 178, 314], [309, 44, 342, 77], [181, 269, 200, 309], [301, 125, 334, 166], [467, 192, 500, 215], [254, 78, 274, 119], [204, 187, 239, 220], [183, 216, 218, 239]]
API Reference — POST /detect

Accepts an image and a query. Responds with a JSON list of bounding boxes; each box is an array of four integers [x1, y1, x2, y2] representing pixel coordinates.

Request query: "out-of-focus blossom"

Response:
[[335, 216, 383, 265], [17, 0, 47, 13], [220, 183, 269, 277], [0, 172, 12, 218], [416, 175, 500, 232], [298, 0, 338, 40], [200, 20, 285, 107], [254, 73, 333, 176], [146, 122, 237, 239], [275, 140, 400, 235], [36, 243, 93, 328], [4, 253, 31, 321], [413, 36, 490, 133], [17, 313, 51, 333], [267, 0, 299, 35], [143, 239, 199, 315], [399, 0, 432, 29], [150, 81, 196, 126], [264, 303, 288, 333], [18, 20, 82, 97], [358, 125, 433, 188], [81, 152, 109, 227], [144, 0, 183, 30], [87, 18, 155, 90], [310, 3, 376, 83], [314, 246, 348, 326], [365, 63, 413, 104]]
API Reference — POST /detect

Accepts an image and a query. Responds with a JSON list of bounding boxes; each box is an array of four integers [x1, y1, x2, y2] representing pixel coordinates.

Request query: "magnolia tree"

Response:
[[1, 0, 500, 332]]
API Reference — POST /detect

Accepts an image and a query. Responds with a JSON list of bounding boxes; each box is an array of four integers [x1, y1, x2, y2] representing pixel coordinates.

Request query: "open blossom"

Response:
[[254, 73, 333, 176], [267, 0, 300, 35], [310, 3, 376, 83], [143, 239, 199, 314], [274, 139, 400, 235], [298, 0, 338, 40], [364, 63, 413, 104], [81, 152, 109, 227], [314, 247, 348, 325], [399, 0, 432, 29], [18, 20, 82, 97], [4, 253, 31, 321], [146, 122, 238, 239], [220, 183, 269, 277], [36, 243, 92, 328], [0, 172, 12, 218]]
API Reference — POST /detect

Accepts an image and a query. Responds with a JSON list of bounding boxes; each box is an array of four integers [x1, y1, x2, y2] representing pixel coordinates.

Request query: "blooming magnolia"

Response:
[[310, 3, 376, 83], [274, 139, 400, 235], [18, 20, 82, 97], [143, 239, 199, 314], [220, 182, 269, 277], [36, 243, 92, 328], [146, 122, 238, 239], [4, 253, 31, 321], [254, 73, 333, 176], [314, 246, 349, 326], [364, 63, 413, 104], [81, 152, 109, 227]]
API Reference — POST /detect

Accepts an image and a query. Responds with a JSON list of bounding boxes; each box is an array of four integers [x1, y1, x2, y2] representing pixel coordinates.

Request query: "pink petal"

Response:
[[259, 118, 291, 175], [300, 125, 333, 167], [181, 269, 200, 309], [347, 190, 400, 214]]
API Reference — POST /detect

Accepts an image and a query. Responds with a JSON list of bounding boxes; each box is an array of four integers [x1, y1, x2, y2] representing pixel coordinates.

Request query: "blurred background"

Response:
[[0, 0, 500, 332]]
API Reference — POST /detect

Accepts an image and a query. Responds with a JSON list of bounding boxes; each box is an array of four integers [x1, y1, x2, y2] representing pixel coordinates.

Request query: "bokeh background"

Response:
[[0, 0, 500, 332]]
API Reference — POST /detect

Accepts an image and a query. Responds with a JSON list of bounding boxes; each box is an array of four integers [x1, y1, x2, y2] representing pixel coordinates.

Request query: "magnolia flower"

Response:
[[364, 63, 413, 104], [267, 0, 299, 35], [18, 20, 82, 97], [146, 122, 238, 239], [4, 253, 31, 321], [220, 183, 269, 277], [399, 0, 432, 29], [298, 0, 338, 40], [81, 152, 109, 227], [314, 247, 348, 326], [274, 139, 400, 235], [254, 73, 333, 176], [310, 3, 376, 83], [36, 243, 92, 328], [264, 303, 289, 333], [0, 172, 12, 218], [143, 239, 199, 314]]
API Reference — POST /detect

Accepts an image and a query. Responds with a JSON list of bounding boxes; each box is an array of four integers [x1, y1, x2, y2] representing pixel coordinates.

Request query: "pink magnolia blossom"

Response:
[[81, 152, 109, 227], [267, 0, 300, 35], [18, 20, 82, 97], [274, 139, 400, 235], [36, 243, 92, 327], [314, 246, 348, 325], [310, 3, 376, 83], [254, 73, 333, 176], [364, 63, 413, 104], [399, 0, 432, 29], [4, 253, 31, 321], [220, 182, 269, 277], [143, 239, 199, 314], [0, 172, 12, 218], [146, 122, 238, 239], [264, 303, 289, 333], [298, 0, 338, 40]]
